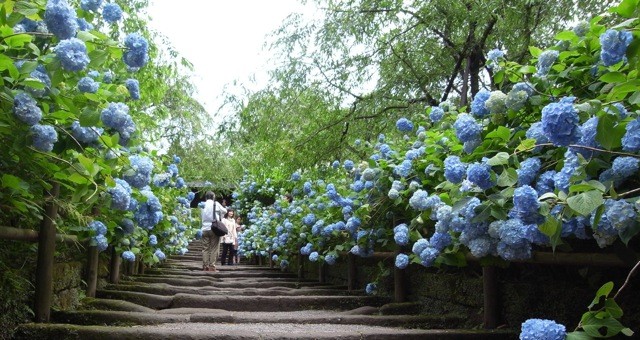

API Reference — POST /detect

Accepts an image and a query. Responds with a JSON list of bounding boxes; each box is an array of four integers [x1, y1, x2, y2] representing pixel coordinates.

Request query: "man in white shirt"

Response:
[[201, 191, 227, 271]]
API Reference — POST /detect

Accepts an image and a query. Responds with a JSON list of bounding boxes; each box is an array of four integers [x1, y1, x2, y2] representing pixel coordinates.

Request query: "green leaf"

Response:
[[565, 331, 595, 340], [599, 72, 626, 83], [485, 126, 510, 142], [619, 222, 640, 245], [555, 30, 578, 41], [67, 173, 89, 184], [529, 46, 542, 57], [79, 108, 101, 126], [604, 298, 624, 318], [1, 174, 23, 190], [487, 152, 510, 166], [496, 168, 518, 187], [581, 311, 627, 337], [610, 0, 639, 18], [516, 139, 537, 152], [567, 190, 604, 216], [596, 114, 625, 150], [589, 282, 614, 308]]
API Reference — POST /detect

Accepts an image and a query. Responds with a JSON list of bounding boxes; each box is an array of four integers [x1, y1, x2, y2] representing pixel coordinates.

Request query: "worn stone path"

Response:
[[16, 245, 515, 339]]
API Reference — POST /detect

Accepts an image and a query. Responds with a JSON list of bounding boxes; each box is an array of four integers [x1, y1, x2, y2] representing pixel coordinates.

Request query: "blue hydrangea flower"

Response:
[[152, 173, 171, 187], [365, 283, 377, 295], [468, 237, 494, 258], [44, 0, 78, 40], [553, 150, 579, 193], [622, 118, 640, 151], [291, 171, 301, 181], [471, 90, 491, 117], [506, 89, 528, 111], [77, 18, 93, 31], [332, 160, 340, 168], [466, 162, 494, 190], [394, 159, 412, 178], [30, 124, 58, 152], [176, 177, 185, 189], [412, 238, 429, 255], [600, 29, 633, 66], [430, 106, 444, 122], [612, 156, 639, 180], [497, 241, 531, 261], [55, 38, 90, 71], [309, 251, 319, 262], [101, 102, 136, 143], [108, 178, 132, 211], [519, 318, 566, 340], [526, 122, 549, 148], [102, 3, 123, 23], [17, 63, 51, 98], [78, 76, 100, 93], [487, 49, 504, 62], [343, 160, 354, 171], [454, 113, 482, 142], [429, 232, 452, 251], [134, 189, 162, 229], [388, 188, 400, 200], [510, 186, 541, 224], [419, 247, 439, 267], [81, 0, 103, 12], [123, 33, 149, 69], [541, 99, 580, 146], [88, 220, 107, 235], [573, 21, 589, 37], [536, 50, 559, 76], [149, 234, 158, 246], [93, 234, 108, 252], [395, 253, 409, 269], [124, 155, 154, 188], [154, 249, 166, 260], [517, 157, 541, 186], [396, 117, 413, 132], [13, 92, 42, 125], [444, 156, 467, 184], [103, 69, 114, 83], [167, 163, 179, 177], [394, 230, 409, 246], [409, 189, 429, 211], [125, 78, 140, 100], [122, 250, 135, 262], [606, 103, 628, 119], [605, 199, 636, 232], [325, 254, 337, 265], [574, 116, 600, 158]]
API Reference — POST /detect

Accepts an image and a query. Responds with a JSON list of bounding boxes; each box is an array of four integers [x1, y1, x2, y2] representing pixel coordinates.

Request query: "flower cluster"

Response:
[[101, 102, 136, 144], [600, 29, 633, 66], [55, 38, 90, 72], [123, 33, 149, 69], [45, 0, 78, 40]]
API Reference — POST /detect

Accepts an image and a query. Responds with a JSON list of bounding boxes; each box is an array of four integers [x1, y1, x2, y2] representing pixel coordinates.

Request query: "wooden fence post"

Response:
[[109, 246, 121, 284], [138, 259, 145, 274], [347, 253, 357, 291], [86, 246, 99, 298], [297, 254, 304, 280], [318, 262, 326, 283], [34, 182, 60, 323], [483, 266, 499, 329], [394, 249, 407, 302], [269, 251, 274, 269]]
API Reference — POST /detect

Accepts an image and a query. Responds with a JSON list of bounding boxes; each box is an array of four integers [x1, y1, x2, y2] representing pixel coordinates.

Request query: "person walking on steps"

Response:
[[201, 191, 227, 272], [220, 209, 238, 266]]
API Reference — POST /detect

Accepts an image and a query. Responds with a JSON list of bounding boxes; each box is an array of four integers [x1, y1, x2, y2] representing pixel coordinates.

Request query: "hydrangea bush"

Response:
[[0, 0, 198, 268], [232, 3, 639, 337]]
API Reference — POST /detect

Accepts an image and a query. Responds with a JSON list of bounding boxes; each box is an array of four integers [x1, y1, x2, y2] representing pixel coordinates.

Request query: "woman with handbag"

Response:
[[201, 191, 227, 271], [220, 209, 238, 266]]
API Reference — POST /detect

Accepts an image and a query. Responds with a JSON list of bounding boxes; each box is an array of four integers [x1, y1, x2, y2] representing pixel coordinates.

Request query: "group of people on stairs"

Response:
[[199, 191, 243, 272]]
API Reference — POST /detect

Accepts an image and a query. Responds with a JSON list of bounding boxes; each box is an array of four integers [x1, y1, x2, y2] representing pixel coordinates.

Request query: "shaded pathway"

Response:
[[17, 245, 514, 339]]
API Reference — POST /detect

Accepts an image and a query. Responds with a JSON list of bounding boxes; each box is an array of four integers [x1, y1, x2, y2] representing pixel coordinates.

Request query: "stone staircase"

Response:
[[15, 245, 515, 339]]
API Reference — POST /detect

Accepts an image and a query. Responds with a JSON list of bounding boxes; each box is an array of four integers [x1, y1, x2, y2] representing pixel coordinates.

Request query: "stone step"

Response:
[[104, 283, 361, 297], [51, 309, 468, 329], [143, 268, 298, 278], [120, 276, 341, 289], [16, 323, 516, 339], [96, 290, 390, 311]]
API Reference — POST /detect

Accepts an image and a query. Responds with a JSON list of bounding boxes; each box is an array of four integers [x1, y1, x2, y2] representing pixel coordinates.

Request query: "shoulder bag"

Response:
[[210, 202, 228, 236]]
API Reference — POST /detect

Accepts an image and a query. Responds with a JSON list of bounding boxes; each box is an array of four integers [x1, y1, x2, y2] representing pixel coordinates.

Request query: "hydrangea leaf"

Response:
[[567, 190, 604, 216], [581, 311, 627, 337], [609, 0, 639, 18], [516, 139, 537, 152], [79, 108, 100, 126], [619, 222, 640, 245], [496, 168, 518, 187], [596, 114, 625, 150], [555, 30, 579, 41], [599, 72, 626, 83], [485, 126, 511, 142], [565, 331, 594, 340], [589, 281, 614, 308], [487, 152, 510, 166]]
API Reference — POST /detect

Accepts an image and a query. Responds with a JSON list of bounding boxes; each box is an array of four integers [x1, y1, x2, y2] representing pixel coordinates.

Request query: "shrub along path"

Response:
[[16, 244, 514, 339]]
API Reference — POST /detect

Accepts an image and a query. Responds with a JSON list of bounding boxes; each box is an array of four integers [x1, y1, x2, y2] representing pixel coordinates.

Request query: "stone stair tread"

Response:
[[105, 283, 358, 296], [16, 322, 516, 339]]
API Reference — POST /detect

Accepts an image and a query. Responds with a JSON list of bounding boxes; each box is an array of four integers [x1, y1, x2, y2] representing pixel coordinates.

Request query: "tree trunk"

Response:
[[109, 246, 121, 284], [483, 266, 499, 329], [34, 182, 60, 323], [86, 246, 99, 298]]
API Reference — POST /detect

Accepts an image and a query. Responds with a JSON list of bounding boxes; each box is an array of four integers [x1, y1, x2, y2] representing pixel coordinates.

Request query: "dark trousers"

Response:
[[221, 243, 235, 265]]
